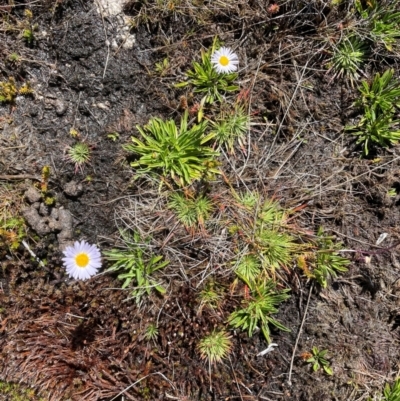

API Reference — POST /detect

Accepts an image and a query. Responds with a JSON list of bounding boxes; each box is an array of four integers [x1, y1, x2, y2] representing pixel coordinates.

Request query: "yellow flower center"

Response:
[[219, 55, 229, 66], [75, 253, 89, 268]]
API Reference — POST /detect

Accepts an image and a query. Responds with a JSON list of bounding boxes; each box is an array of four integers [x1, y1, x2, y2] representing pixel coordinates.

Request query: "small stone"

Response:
[[24, 187, 42, 203], [39, 203, 50, 216], [22, 206, 50, 236], [64, 181, 83, 197], [57, 209, 74, 250], [111, 39, 118, 49], [54, 99, 68, 116], [48, 218, 61, 231], [58, 209, 73, 230], [50, 208, 59, 220], [122, 34, 136, 49], [95, 102, 110, 110]]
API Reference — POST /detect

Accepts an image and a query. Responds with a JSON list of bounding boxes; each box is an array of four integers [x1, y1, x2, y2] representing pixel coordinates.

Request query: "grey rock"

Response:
[[24, 187, 42, 203], [57, 209, 74, 250], [22, 201, 74, 246], [58, 209, 73, 231], [50, 208, 59, 220], [39, 203, 50, 216], [54, 99, 68, 116], [64, 180, 83, 197], [22, 206, 51, 236]]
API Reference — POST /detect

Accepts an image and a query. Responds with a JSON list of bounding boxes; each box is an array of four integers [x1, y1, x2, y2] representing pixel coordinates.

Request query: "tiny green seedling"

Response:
[[0, 216, 26, 251], [236, 190, 260, 210], [210, 106, 249, 153], [39, 166, 55, 206], [255, 198, 300, 272], [143, 323, 159, 342], [18, 81, 34, 96], [234, 254, 262, 287], [197, 329, 232, 364], [0, 77, 18, 103], [69, 128, 80, 138], [306, 346, 333, 375], [231, 195, 301, 274], [330, 35, 368, 85], [8, 53, 21, 63], [154, 58, 170, 76], [0, 379, 46, 401], [66, 142, 91, 173], [255, 228, 300, 273], [104, 230, 169, 304], [107, 132, 120, 141], [0, 77, 33, 103], [168, 191, 213, 228], [228, 278, 290, 343], [346, 69, 400, 155], [368, 378, 400, 401], [197, 281, 224, 315], [312, 227, 350, 288], [20, 9, 38, 45], [22, 28, 35, 44]]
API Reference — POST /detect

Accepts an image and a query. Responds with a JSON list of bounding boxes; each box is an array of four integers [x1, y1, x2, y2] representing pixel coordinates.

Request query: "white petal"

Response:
[[89, 261, 101, 270], [210, 47, 239, 74], [61, 240, 102, 281]]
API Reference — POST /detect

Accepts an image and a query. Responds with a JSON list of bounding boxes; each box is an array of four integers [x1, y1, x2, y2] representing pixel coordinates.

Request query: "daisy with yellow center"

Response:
[[62, 240, 102, 280], [211, 47, 239, 74]]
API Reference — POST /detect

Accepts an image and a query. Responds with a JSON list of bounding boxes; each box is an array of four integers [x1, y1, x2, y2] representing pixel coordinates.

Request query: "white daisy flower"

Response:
[[62, 240, 102, 280], [211, 47, 239, 74]]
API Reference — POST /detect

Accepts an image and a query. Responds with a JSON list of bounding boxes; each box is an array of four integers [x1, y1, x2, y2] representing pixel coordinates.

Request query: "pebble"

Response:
[[24, 187, 42, 203], [39, 203, 50, 216], [54, 99, 68, 116], [22, 206, 51, 236], [64, 180, 83, 197]]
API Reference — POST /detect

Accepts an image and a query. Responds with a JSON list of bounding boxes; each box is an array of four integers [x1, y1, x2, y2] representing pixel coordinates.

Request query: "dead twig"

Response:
[[288, 282, 313, 386], [0, 174, 40, 181]]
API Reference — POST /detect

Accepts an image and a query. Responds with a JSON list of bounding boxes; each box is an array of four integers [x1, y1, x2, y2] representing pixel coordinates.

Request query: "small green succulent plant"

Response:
[[66, 142, 91, 172], [197, 329, 232, 364], [124, 111, 219, 187]]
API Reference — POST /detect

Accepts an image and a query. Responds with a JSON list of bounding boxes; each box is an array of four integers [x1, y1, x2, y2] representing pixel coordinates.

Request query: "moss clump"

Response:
[[0, 380, 45, 401]]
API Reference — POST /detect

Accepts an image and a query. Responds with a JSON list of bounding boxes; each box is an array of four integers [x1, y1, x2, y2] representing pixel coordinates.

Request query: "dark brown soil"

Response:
[[1, 0, 400, 400]]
